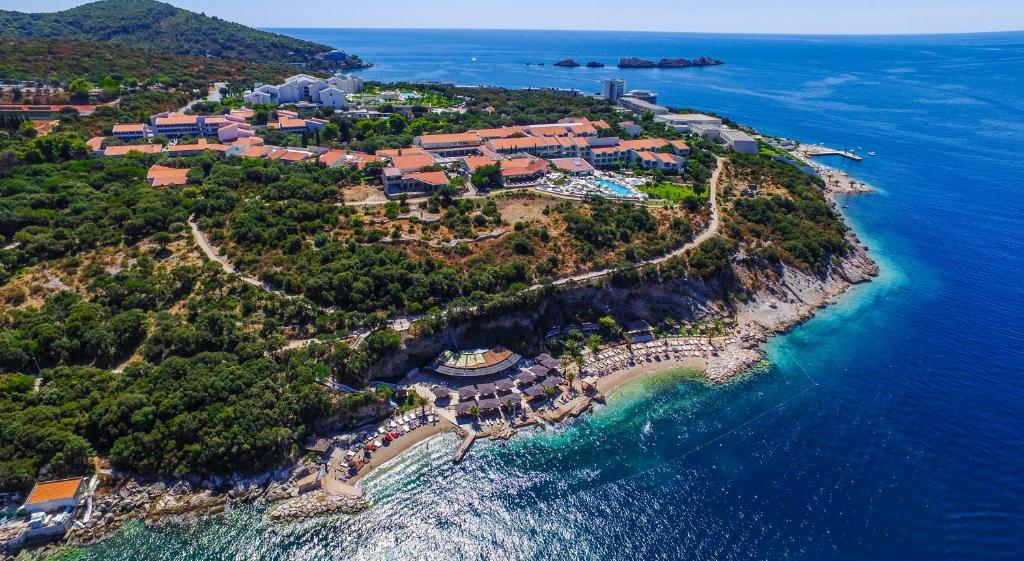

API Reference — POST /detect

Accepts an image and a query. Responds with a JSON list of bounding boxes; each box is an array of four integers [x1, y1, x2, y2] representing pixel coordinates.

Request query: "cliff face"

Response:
[[367, 244, 877, 380]]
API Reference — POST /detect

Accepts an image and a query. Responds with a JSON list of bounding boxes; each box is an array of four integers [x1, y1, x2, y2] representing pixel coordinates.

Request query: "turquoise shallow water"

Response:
[[80, 30, 1024, 560]]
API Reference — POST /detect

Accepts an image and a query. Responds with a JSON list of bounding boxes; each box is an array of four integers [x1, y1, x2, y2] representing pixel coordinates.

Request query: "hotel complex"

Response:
[[243, 73, 364, 109]]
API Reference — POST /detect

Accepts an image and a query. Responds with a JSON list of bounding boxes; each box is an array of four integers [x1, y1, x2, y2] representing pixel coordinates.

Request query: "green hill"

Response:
[[0, 0, 364, 69]]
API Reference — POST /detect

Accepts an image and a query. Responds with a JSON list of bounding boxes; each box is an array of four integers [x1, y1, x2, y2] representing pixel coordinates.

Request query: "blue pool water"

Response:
[[593, 177, 635, 197], [83, 29, 1024, 560]]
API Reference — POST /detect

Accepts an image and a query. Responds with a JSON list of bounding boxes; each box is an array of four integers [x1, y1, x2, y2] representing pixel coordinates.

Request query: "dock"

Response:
[[799, 144, 863, 161]]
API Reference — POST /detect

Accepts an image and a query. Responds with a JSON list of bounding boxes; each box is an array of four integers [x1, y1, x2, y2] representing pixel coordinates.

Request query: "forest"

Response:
[[0, 0, 359, 68]]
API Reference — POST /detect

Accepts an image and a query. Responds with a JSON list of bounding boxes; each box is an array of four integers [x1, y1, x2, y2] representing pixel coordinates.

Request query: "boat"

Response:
[[868, 151, 877, 157], [471, 57, 478, 62]]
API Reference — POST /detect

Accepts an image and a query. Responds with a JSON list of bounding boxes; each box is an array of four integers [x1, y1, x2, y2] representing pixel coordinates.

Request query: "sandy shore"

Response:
[[594, 355, 706, 395], [326, 416, 455, 487]]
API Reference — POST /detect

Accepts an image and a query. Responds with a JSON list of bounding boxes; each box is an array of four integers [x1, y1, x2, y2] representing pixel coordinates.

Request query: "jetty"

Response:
[[799, 143, 863, 161]]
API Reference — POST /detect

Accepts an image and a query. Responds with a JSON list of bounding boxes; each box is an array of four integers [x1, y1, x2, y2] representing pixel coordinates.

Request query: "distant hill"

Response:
[[0, 0, 364, 69], [0, 37, 291, 85]]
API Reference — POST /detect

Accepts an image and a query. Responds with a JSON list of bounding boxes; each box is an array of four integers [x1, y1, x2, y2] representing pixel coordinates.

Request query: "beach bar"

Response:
[[431, 347, 522, 378]]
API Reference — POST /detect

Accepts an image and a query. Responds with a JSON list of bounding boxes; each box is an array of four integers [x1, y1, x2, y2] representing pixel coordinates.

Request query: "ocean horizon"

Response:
[[81, 28, 1024, 560]]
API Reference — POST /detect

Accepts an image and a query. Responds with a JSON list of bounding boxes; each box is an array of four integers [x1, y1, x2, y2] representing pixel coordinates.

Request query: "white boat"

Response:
[[868, 151, 877, 157]]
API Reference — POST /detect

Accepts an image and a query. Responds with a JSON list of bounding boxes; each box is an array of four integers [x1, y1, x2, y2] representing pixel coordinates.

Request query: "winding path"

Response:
[[187, 157, 724, 332]]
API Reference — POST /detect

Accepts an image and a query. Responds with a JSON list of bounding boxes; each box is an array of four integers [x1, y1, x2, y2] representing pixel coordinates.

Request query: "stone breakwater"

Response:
[[268, 491, 369, 522]]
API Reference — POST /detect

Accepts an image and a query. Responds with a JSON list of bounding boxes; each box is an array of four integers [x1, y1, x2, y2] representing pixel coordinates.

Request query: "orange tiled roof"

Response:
[[112, 123, 145, 132], [463, 155, 500, 172], [86, 136, 105, 151], [670, 139, 690, 151], [551, 157, 595, 172], [405, 171, 449, 186], [620, 138, 669, 150], [390, 153, 435, 171], [376, 147, 427, 158], [155, 115, 198, 126], [103, 144, 163, 156], [415, 132, 481, 145], [487, 137, 560, 150], [241, 146, 274, 158], [634, 151, 658, 162], [25, 478, 82, 505], [500, 157, 548, 177], [319, 149, 348, 166], [147, 164, 190, 187], [475, 126, 525, 139]]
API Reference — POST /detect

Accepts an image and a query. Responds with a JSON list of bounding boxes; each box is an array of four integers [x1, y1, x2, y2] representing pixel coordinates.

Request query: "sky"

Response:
[[6, 0, 1024, 35]]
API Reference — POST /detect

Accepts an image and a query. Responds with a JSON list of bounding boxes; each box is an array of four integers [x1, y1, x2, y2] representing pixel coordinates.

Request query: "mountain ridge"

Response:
[[0, 0, 365, 69]]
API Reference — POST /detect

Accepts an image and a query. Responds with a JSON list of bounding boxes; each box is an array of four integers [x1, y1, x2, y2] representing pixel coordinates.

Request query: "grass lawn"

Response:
[[639, 181, 700, 202]]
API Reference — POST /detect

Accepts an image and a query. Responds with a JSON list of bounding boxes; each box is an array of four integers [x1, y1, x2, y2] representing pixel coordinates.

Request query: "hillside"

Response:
[[0, 37, 291, 85], [0, 0, 364, 69]]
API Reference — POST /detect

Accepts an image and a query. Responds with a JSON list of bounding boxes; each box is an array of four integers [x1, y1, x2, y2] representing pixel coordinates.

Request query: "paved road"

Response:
[[178, 82, 227, 113]]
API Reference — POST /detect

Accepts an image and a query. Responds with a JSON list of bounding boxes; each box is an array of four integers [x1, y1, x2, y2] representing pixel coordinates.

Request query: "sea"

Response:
[[78, 29, 1024, 560]]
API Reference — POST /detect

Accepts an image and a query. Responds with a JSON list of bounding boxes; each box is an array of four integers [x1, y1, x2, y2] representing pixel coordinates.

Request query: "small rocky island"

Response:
[[553, 58, 581, 67], [618, 56, 724, 68], [586, 61, 605, 68]]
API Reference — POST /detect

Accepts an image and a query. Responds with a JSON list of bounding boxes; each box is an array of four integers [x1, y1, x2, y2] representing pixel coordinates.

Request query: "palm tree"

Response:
[[564, 370, 577, 396], [468, 405, 480, 421]]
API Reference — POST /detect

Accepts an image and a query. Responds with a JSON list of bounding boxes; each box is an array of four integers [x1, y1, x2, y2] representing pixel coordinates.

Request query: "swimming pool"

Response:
[[593, 178, 634, 197]]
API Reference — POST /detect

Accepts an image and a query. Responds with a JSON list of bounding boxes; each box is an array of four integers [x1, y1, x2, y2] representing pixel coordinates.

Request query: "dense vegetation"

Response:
[[722, 153, 850, 272], [0, 0, 360, 68], [0, 37, 290, 88]]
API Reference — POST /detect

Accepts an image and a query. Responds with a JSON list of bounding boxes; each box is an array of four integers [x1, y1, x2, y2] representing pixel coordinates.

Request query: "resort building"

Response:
[[166, 138, 230, 157], [618, 96, 670, 115], [499, 157, 550, 185], [319, 87, 349, 109], [626, 89, 658, 104], [243, 74, 362, 107], [382, 169, 450, 198], [619, 120, 643, 137], [319, 149, 383, 169], [485, 136, 564, 158], [146, 164, 190, 187], [111, 122, 150, 141], [654, 113, 723, 132], [413, 132, 483, 155], [551, 157, 596, 176], [720, 128, 759, 154], [588, 145, 631, 168], [147, 113, 245, 139], [603, 78, 626, 101], [631, 150, 686, 171], [268, 116, 328, 134], [102, 144, 163, 157]]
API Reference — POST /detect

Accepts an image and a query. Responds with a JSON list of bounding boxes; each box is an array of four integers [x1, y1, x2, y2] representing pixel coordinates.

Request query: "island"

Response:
[[586, 61, 606, 68], [618, 56, 724, 68], [553, 58, 581, 67], [0, 7, 874, 557]]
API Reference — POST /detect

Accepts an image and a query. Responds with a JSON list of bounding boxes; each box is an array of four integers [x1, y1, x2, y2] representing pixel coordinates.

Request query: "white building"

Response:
[[721, 128, 759, 154], [618, 96, 669, 115], [654, 113, 723, 132], [243, 74, 347, 107], [603, 78, 625, 101], [327, 74, 365, 94], [319, 87, 349, 109]]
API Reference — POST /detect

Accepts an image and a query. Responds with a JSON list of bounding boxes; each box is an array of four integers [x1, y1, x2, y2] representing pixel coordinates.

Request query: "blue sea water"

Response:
[[83, 30, 1024, 560]]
